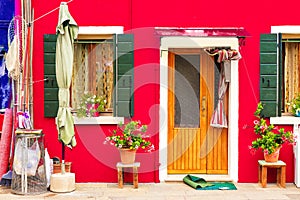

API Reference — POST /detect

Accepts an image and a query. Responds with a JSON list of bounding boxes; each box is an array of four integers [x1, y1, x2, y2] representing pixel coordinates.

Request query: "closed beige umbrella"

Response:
[[55, 2, 78, 148]]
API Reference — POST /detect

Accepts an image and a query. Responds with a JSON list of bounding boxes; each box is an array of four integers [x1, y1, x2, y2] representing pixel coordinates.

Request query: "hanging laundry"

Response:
[[204, 48, 242, 63], [0, 53, 12, 109], [5, 36, 20, 80], [0, 58, 5, 77], [204, 48, 242, 128]]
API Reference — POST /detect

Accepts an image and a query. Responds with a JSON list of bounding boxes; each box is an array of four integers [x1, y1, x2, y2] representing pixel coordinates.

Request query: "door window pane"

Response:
[[174, 54, 200, 127]]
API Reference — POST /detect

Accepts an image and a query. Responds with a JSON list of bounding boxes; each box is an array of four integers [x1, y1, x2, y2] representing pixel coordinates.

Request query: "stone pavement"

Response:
[[0, 182, 300, 200]]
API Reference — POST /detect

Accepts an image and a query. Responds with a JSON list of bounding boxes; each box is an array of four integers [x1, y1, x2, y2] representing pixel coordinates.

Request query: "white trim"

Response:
[[159, 37, 239, 182], [73, 116, 124, 125], [78, 26, 124, 35], [228, 59, 239, 182], [270, 25, 300, 187], [270, 116, 300, 125], [271, 26, 300, 34], [72, 26, 124, 125], [270, 116, 300, 187]]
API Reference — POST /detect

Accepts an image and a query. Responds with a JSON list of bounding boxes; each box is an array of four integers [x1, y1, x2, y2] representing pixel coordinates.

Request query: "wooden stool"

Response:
[[258, 160, 286, 188], [117, 162, 140, 189]]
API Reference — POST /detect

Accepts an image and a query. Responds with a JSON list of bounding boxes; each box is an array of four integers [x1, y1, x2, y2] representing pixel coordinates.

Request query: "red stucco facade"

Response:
[[21, 0, 300, 183]]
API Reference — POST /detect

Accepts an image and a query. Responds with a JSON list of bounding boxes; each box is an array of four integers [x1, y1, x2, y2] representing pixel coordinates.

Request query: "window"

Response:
[[44, 33, 134, 118], [71, 41, 114, 112], [282, 41, 300, 113], [174, 54, 200, 127], [260, 33, 300, 117]]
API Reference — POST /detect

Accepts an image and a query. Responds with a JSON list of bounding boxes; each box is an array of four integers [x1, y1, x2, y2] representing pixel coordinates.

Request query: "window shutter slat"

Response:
[[114, 34, 134, 117], [44, 34, 58, 117], [259, 34, 282, 117]]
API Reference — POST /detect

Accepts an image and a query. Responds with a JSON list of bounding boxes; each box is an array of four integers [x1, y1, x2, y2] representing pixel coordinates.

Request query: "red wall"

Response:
[[0, 114, 3, 131], [30, 0, 300, 183]]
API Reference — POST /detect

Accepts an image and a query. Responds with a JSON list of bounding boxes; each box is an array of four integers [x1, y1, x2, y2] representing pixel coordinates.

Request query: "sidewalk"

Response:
[[1, 182, 300, 200]]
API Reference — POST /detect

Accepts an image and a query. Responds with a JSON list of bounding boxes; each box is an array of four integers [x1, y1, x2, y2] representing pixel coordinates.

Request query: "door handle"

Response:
[[202, 96, 206, 111]]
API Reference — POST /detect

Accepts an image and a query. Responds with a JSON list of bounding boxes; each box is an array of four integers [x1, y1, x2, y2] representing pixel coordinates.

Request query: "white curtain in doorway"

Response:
[[210, 63, 228, 128], [204, 48, 241, 128]]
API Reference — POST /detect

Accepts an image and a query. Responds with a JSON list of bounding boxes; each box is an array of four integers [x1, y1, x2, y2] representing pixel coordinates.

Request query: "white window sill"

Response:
[[73, 116, 124, 125], [270, 115, 300, 125]]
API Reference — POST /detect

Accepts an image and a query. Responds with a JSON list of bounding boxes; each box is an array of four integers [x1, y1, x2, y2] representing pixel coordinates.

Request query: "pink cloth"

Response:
[[0, 108, 13, 178], [204, 48, 242, 63]]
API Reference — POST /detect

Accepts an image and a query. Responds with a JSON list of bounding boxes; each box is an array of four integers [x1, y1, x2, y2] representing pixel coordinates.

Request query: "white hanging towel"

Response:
[[5, 35, 20, 80]]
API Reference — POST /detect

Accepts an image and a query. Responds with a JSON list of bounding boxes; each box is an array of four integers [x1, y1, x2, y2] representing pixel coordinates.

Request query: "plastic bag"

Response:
[[13, 138, 41, 176], [0, 57, 5, 77], [44, 148, 51, 187]]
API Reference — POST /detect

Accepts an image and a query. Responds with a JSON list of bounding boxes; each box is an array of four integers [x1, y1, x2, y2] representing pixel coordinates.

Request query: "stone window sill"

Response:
[[270, 115, 300, 125], [73, 116, 124, 125]]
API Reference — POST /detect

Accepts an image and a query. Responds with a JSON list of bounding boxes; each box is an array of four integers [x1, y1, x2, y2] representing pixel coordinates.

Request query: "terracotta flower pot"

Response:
[[53, 162, 72, 173], [119, 148, 136, 164], [264, 148, 280, 162]]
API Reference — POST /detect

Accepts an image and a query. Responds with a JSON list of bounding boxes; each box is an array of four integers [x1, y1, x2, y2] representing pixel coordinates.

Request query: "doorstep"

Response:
[[164, 174, 233, 182]]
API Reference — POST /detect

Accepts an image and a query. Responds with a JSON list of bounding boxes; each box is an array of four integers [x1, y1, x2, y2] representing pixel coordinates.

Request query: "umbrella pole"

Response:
[[50, 143, 75, 193], [61, 143, 65, 174]]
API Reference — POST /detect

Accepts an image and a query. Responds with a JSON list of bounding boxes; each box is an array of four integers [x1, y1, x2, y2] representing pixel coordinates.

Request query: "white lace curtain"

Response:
[[284, 43, 300, 113], [71, 42, 113, 110]]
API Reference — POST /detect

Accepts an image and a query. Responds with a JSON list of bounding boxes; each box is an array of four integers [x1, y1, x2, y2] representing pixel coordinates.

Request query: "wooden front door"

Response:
[[167, 48, 228, 174]]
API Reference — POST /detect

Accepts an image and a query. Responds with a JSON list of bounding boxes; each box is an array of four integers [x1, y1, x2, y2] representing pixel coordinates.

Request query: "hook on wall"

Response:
[[238, 37, 246, 47]]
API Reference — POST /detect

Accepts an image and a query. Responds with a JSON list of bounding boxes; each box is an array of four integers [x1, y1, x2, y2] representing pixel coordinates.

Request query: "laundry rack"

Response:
[[11, 129, 47, 195]]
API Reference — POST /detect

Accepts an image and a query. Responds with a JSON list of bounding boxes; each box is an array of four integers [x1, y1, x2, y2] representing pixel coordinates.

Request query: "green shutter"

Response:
[[44, 34, 58, 117], [113, 34, 134, 117], [259, 33, 282, 117]]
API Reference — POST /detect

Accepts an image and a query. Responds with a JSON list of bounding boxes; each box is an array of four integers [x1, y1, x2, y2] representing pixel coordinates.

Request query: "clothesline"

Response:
[[29, 0, 74, 25]]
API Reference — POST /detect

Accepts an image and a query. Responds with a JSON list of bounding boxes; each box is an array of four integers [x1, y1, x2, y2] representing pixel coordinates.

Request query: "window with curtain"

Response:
[[283, 42, 300, 113], [260, 34, 300, 117], [44, 33, 134, 118], [71, 41, 114, 112]]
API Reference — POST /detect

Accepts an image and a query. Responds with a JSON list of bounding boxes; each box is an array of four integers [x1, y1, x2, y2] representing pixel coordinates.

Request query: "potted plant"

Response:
[[249, 102, 296, 162], [288, 94, 300, 117], [76, 92, 106, 118], [104, 120, 155, 164]]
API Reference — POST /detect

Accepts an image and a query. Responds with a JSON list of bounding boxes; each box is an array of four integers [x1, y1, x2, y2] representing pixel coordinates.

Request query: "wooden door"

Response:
[[167, 49, 228, 174]]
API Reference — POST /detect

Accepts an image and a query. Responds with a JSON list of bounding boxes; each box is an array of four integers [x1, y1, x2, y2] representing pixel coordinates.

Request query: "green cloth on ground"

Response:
[[183, 175, 214, 189], [183, 175, 237, 190], [196, 182, 237, 190]]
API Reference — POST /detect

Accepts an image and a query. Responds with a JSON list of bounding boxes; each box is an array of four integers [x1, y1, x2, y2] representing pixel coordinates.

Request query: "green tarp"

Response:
[[183, 175, 237, 190], [183, 175, 214, 189]]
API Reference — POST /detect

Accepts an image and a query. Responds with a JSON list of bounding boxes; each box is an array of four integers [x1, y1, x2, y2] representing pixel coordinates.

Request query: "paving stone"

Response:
[[0, 183, 300, 199]]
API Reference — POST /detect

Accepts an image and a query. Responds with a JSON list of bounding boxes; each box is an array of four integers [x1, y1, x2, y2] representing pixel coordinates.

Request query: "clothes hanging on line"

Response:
[[0, 54, 12, 109]]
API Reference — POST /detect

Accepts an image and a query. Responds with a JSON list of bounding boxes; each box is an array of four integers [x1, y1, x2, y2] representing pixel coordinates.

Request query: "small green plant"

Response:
[[76, 92, 106, 117], [104, 120, 155, 152], [249, 102, 296, 155]]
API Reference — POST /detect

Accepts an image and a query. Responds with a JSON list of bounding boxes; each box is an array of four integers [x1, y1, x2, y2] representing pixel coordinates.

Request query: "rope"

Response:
[[29, 0, 74, 25], [239, 47, 258, 104]]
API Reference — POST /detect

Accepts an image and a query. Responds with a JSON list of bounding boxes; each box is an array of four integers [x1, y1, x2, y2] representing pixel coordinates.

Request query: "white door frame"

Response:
[[159, 36, 239, 182]]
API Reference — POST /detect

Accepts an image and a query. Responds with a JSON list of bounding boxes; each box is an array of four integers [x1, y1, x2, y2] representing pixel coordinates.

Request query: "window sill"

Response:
[[270, 115, 300, 125], [73, 116, 124, 125]]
